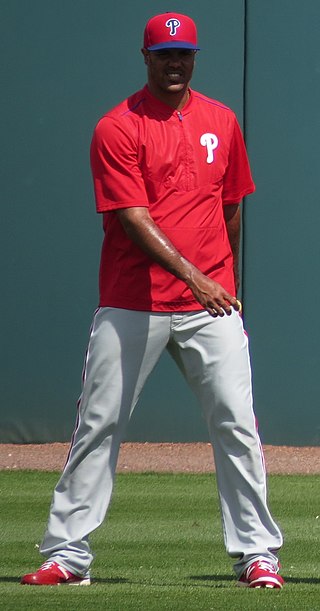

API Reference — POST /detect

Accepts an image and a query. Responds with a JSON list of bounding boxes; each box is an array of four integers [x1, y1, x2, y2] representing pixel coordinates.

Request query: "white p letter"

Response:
[[200, 133, 219, 163]]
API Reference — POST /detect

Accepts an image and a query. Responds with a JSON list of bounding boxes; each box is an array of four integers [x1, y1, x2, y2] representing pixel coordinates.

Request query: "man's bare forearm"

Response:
[[116, 207, 240, 316]]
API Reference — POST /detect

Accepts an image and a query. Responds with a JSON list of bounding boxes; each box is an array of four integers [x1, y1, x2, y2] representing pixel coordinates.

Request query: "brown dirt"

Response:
[[0, 443, 319, 474]]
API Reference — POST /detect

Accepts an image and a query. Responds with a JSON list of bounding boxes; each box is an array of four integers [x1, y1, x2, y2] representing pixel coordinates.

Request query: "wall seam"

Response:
[[241, 0, 249, 312]]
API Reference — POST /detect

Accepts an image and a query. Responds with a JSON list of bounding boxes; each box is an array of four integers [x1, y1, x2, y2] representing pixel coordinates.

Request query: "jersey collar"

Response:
[[143, 85, 194, 118]]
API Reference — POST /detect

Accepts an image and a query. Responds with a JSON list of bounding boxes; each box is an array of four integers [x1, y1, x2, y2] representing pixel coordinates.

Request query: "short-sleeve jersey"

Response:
[[90, 85, 255, 311]]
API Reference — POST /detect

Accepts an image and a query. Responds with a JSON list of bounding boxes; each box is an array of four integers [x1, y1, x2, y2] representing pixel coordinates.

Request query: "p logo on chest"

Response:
[[200, 133, 219, 164]]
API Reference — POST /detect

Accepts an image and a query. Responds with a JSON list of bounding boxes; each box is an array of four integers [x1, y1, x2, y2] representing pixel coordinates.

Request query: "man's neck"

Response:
[[147, 84, 190, 111]]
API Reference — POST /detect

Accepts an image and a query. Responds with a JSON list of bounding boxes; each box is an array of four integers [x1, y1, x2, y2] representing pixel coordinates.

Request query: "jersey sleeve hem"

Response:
[[96, 201, 149, 213], [222, 184, 256, 205]]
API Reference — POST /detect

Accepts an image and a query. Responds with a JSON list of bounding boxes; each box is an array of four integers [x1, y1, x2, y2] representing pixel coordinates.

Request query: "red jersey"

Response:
[[90, 86, 255, 311]]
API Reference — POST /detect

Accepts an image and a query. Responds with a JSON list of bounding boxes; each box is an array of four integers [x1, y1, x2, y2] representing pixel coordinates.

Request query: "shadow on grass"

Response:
[[94, 575, 233, 589], [87, 577, 129, 584], [94, 575, 234, 588], [283, 576, 320, 585], [191, 574, 320, 586], [0, 576, 130, 585], [190, 574, 234, 582], [2, 574, 320, 587]]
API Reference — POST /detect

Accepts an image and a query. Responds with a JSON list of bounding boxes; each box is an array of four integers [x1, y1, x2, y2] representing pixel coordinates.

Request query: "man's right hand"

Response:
[[116, 207, 240, 317], [187, 268, 240, 317]]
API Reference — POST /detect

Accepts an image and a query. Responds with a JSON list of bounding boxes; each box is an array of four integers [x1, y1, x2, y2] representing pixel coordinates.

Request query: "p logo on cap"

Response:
[[166, 18, 181, 36], [143, 12, 200, 51]]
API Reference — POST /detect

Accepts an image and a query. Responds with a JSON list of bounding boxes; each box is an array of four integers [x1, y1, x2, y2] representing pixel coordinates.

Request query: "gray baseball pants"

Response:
[[40, 307, 283, 578]]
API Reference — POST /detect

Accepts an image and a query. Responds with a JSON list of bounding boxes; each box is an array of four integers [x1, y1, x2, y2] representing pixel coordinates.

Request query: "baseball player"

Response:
[[21, 13, 284, 588]]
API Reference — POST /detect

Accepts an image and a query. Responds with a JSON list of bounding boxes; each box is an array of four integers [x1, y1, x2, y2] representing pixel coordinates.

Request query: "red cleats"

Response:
[[238, 559, 284, 589], [21, 560, 91, 586]]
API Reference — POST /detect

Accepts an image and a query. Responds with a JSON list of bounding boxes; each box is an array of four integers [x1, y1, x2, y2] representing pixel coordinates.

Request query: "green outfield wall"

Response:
[[1, 0, 319, 445]]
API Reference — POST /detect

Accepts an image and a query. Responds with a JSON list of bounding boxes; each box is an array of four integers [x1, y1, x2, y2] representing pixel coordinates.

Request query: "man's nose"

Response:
[[167, 51, 182, 64]]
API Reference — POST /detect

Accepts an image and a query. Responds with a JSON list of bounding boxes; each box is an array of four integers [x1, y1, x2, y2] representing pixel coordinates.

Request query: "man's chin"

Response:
[[166, 83, 186, 94]]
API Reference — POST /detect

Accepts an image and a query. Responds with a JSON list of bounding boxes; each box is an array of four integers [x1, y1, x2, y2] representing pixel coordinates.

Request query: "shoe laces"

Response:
[[40, 560, 56, 571], [247, 559, 277, 577]]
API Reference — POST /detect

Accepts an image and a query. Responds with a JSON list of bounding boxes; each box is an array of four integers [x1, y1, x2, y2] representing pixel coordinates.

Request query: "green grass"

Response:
[[0, 471, 319, 610]]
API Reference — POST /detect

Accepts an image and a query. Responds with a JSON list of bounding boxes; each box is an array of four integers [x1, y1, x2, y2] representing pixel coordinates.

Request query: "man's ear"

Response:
[[141, 48, 149, 65]]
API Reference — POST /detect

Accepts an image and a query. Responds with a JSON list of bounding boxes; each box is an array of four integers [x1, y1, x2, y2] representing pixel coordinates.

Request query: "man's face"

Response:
[[142, 48, 196, 97]]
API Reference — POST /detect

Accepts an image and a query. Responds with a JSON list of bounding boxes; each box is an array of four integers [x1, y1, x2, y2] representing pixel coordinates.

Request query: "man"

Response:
[[21, 13, 284, 588]]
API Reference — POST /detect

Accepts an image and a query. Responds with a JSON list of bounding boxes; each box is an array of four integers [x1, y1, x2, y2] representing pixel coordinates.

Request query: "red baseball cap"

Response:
[[143, 13, 200, 51]]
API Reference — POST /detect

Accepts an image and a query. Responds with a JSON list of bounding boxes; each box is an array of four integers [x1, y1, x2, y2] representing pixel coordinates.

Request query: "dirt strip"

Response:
[[0, 443, 319, 474]]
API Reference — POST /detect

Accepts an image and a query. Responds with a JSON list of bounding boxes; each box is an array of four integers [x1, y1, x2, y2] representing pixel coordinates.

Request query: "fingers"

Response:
[[206, 301, 231, 318], [234, 299, 242, 313], [206, 305, 220, 318], [191, 275, 242, 318], [206, 298, 242, 318]]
